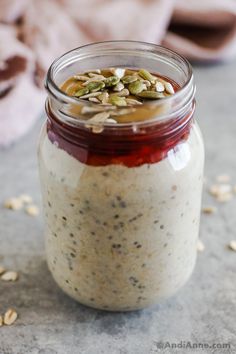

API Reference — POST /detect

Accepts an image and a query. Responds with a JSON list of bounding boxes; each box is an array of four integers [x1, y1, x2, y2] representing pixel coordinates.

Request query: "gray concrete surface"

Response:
[[0, 61, 236, 354]]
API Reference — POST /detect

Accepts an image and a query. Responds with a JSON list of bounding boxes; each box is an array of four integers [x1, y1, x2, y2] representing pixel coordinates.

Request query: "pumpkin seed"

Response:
[[86, 81, 105, 92], [138, 69, 156, 84], [109, 95, 127, 106], [137, 91, 165, 99], [128, 80, 146, 95], [75, 87, 89, 97], [121, 75, 137, 84], [104, 76, 120, 87]]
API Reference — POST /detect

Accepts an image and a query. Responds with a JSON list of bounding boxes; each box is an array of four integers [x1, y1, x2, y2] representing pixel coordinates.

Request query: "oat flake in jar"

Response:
[[38, 41, 204, 311]]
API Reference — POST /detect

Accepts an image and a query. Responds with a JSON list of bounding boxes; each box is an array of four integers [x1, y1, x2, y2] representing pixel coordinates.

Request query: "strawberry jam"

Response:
[[46, 74, 194, 168]]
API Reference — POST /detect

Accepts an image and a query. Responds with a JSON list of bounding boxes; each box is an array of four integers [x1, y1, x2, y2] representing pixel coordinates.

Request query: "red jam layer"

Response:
[[46, 75, 194, 168], [47, 108, 193, 168]]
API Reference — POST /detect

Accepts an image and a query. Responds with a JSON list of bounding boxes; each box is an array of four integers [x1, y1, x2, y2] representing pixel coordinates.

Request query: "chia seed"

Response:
[[112, 244, 121, 249], [102, 172, 109, 177]]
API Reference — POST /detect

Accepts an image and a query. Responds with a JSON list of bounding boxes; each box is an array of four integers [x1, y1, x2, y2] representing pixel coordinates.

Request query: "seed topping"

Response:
[[61, 67, 176, 130]]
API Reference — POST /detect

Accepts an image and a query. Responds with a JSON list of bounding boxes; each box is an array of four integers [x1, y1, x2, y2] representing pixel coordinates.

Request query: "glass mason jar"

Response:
[[38, 41, 204, 311]]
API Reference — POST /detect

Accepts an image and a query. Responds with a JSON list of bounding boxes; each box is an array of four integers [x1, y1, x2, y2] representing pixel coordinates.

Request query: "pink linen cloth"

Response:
[[0, 0, 236, 147]]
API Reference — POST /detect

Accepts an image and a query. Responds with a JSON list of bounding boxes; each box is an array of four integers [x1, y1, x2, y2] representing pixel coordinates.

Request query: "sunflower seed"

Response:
[[92, 126, 104, 133], [84, 69, 101, 74], [111, 108, 136, 116], [75, 87, 89, 97], [109, 68, 126, 79], [98, 92, 109, 104], [81, 106, 104, 114], [89, 97, 100, 103], [99, 103, 113, 106], [0, 266, 5, 275], [113, 82, 125, 92], [121, 75, 137, 84], [85, 111, 111, 133], [86, 81, 105, 92], [1, 271, 18, 281], [104, 76, 120, 87], [137, 91, 165, 99], [106, 118, 117, 124], [113, 88, 129, 97], [126, 98, 142, 105], [139, 79, 151, 88], [128, 80, 146, 95], [88, 73, 105, 79], [138, 69, 156, 84], [86, 111, 111, 124], [109, 96, 127, 106], [82, 76, 106, 86], [74, 75, 89, 81], [228, 240, 236, 251], [80, 92, 102, 99], [165, 82, 175, 94], [4, 309, 18, 326], [197, 240, 205, 252], [155, 81, 165, 92]]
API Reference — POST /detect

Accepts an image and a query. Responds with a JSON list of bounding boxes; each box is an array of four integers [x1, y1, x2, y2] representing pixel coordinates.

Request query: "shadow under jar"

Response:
[[38, 41, 204, 311]]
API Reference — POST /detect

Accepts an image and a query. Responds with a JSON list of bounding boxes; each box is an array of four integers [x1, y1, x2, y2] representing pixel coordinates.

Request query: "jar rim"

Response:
[[45, 40, 195, 129]]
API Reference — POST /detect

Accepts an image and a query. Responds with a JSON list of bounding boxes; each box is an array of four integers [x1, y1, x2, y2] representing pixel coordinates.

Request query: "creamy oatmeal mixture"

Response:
[[38, 124, 204, 311]]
